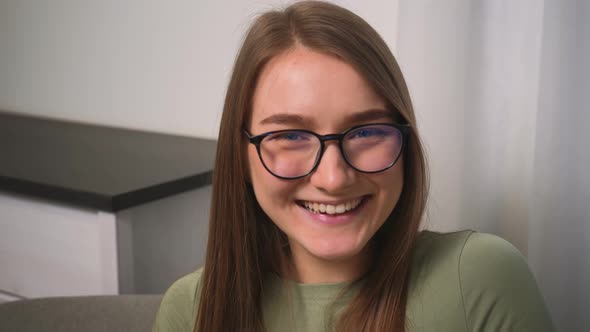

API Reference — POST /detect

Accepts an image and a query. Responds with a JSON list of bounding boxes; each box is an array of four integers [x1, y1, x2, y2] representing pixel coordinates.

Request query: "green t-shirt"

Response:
[[153, 231, 555, 331]]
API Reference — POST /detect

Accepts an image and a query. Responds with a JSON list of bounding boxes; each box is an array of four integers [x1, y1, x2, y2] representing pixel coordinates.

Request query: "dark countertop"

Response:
[[0, 112, 217, 212]]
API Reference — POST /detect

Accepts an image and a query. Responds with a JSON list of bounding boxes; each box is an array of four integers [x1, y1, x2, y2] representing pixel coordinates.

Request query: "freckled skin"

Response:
[[248, 47, 403, 283]]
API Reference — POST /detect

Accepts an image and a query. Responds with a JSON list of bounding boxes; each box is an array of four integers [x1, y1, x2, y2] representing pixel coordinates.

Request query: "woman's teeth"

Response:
[[302, 198, 362, 215]]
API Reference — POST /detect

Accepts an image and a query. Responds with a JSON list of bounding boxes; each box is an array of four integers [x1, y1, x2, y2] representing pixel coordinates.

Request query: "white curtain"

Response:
[[395, 0, 589, 331]]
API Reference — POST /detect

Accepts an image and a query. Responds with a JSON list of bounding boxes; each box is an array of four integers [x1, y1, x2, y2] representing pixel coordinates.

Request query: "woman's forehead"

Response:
[[250, 47, 387, 131]]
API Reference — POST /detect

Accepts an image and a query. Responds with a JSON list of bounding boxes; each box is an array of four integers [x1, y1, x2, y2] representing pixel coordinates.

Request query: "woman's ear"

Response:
[[244, 168, 252, 184], [243, 140, 252, 183]]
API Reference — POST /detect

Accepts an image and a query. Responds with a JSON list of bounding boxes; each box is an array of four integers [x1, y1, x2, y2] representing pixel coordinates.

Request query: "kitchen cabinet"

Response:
[[0, 112, 216, 300]]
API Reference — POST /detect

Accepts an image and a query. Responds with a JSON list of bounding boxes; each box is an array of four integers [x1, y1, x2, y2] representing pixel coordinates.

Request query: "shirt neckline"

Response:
[[267, 272, 363, 302]]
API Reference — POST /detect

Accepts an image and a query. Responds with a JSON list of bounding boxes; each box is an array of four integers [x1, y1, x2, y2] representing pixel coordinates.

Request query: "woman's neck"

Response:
[[286, 244, 373, 284]]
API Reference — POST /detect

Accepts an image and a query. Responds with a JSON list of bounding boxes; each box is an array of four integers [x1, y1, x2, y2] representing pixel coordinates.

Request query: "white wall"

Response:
[[395, 1, 590, 330], [0, 191, 118, 298], [0, 0, 398, 139]]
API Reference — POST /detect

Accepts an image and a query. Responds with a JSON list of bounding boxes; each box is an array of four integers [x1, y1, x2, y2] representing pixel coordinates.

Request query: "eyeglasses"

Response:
[[244, 123, 410, 180]]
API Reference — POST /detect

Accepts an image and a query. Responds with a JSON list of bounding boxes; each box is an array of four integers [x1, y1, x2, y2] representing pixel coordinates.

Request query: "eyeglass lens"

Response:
[[258, 125, 402, 178]]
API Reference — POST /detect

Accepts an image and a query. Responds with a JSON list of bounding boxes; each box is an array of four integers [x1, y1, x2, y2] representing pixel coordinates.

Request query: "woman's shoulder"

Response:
[[408, 230, 554, 331], [411, 230, 525, 270], [153, 267, 204, 332]]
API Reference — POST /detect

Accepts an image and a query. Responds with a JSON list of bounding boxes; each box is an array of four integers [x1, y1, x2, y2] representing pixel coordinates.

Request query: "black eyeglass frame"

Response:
[[243, 122, 411, 180]]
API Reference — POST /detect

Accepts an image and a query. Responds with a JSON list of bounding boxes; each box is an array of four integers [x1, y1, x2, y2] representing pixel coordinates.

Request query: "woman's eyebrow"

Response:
[[347, 109, 393, 123], [259, 113, 312, 127], [258, 109, 393, 127]]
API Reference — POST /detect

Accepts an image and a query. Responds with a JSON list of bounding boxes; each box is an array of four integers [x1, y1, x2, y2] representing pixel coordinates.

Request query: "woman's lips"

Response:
[[296, 196, 370, 224], [299, 197, 365, 215]]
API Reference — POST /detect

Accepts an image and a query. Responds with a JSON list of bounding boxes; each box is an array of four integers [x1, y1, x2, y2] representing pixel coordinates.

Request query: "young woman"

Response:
[[154, 1, 554, 331]]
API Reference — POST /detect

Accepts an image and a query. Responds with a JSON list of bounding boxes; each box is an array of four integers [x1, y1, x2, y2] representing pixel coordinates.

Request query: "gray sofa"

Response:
[[0, 295, 163, 332]]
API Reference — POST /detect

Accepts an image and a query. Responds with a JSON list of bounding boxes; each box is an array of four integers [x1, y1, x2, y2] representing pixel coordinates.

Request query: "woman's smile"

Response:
[[298, 196, 366, 215], [295, 195, 370, 225]]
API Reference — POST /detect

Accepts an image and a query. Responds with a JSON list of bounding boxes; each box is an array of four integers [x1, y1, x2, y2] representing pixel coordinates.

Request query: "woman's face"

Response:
[[247, 47, 404, 282]]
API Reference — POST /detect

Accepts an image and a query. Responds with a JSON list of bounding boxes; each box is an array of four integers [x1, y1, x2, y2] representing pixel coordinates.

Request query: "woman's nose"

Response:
[[309, 142, 355, 193]]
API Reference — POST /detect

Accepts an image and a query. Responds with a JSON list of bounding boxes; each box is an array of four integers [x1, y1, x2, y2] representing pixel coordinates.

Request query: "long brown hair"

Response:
[[195, 1, 428, 331]]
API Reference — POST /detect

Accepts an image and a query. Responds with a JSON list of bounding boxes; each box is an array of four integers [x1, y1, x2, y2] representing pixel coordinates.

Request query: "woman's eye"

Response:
[[350, 128, 383, 138], [270, 132, 309, 141]]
